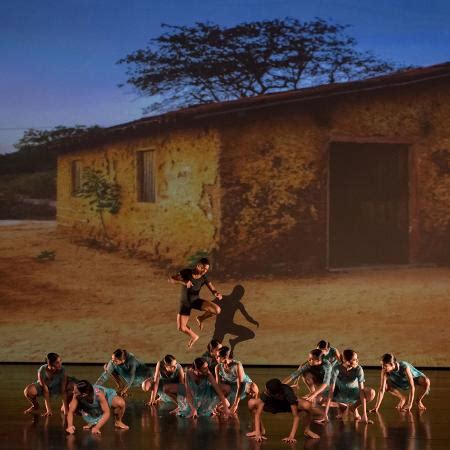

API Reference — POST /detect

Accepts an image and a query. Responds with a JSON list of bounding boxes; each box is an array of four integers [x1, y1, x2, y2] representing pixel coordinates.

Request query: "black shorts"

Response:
[[178, 297, 205, 316], [262, 398, 296, 414]]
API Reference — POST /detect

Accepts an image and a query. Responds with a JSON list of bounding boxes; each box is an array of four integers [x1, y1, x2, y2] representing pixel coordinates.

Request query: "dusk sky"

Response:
[[1, 0, 449, 153]]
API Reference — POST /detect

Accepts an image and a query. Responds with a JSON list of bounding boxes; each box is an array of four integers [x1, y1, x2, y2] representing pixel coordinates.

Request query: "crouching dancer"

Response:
[[247, 378, 323, 444], [66, 380, 129, 435]]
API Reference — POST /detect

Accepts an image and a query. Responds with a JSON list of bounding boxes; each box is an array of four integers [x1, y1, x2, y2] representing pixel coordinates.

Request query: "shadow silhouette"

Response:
[[212, 285, 259, 353]]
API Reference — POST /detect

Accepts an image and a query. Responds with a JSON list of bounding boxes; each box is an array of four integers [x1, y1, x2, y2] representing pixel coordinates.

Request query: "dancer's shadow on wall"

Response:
[[213, 285, 259, 353]]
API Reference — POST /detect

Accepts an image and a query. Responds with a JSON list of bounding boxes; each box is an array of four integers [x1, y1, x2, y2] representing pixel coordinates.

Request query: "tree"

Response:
[[77, 168, 121, 244], [0, 125, 102, 176], [118, 18, 401, 113]]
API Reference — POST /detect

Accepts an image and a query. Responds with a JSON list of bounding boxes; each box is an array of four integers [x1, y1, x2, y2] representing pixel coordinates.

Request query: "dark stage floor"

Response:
[[1, 365, 449, 450]]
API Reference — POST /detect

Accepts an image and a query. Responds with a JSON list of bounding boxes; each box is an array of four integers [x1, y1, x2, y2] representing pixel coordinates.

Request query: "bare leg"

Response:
[[196, 301, 221, 329], [387, 386, 407, 409], [177, 314, 199, 349], [416, 377, 430, 410], [112, 397, 129, 430], [297, 399, 320, 439], [24, 385, 40, 414]]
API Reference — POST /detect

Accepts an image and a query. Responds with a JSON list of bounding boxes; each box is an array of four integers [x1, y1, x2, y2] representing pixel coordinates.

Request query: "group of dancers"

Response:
[[22, 257, 431, 443]]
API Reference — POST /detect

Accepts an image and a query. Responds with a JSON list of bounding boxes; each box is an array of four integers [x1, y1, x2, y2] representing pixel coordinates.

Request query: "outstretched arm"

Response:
[[95, 360, 114, 386], [283, 404, 300, 443], [91, 392, 110, 434], [206, 281, 222, 300], [370, 370, 387, 413], [208, 372, 230, 417], [65, 397, 78, 434], [149, 362, 161, 405], [403, 367, 415, 411], [38, 368, 52, 416]]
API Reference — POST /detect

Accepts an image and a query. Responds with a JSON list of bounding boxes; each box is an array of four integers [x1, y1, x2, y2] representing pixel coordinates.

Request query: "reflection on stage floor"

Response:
[[1, 365, 449, 450]]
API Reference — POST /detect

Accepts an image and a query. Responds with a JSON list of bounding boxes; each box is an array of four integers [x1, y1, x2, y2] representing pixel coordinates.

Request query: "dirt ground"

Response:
[[0, 221, 449, 366]]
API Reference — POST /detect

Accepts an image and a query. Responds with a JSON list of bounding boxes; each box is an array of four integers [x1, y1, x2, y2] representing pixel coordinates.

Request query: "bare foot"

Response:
[[304, 428, 320, 439], [115, 421, 129, 430], [169, 407, 179, 415], [351, 407, 361, 421], [24, 405, 39, 415], [246, 431, 266, 438], [187, 335, 199, 350], [83, 424, 94, 430], [417, 400, 427, 411], [396, 398, 406, 410], [195, 317, 204, 330]]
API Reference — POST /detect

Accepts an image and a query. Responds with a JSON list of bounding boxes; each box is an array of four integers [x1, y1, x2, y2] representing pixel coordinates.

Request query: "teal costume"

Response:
[[96, 352, 151, 390], [217, 360, 252, 401], [322, 347, 340, 366], [289, 360, 333, 387], [202, 351, 219, 373], [331, 364, 365, 404], [34, 365, 66, 396], [77, 385, 117, 425], [156, 361, 183, 403], [388, 361, 427, 391], [178, 372, 219, 417]]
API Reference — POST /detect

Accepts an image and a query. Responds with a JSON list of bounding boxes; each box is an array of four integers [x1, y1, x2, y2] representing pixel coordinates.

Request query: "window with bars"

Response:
[[71, 160, 82, 195], [137, 150, 156, 202]]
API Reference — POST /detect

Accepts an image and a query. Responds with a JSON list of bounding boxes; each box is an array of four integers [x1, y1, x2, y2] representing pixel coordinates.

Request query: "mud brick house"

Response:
[[57, 63, 450, 274]]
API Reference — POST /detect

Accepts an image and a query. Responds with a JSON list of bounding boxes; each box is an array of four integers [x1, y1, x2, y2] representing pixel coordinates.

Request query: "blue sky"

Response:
[[1, 0, 449, 153]]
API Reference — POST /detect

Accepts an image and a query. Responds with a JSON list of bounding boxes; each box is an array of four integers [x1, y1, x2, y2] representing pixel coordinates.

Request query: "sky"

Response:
[[1, 0, 449, 153]]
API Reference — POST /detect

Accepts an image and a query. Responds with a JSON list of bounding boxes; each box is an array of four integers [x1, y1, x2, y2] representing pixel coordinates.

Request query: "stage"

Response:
[[1, 365, 449, 450]]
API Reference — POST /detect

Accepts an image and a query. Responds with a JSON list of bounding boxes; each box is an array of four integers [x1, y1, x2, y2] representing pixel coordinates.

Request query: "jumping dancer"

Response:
[[370, 353, 430, 412], [96, 349, 151, 397], [66, 380, 129, 434], [23, 352, 71, 416], [323, 349, 375, 424], [170, 257, 223, 349], [215, 346, 259, 414]]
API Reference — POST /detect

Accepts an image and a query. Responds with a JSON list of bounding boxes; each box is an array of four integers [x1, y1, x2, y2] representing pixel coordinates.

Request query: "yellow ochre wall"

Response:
[[57, 127, 221, 265], [216, 79, 450, 272], [57, 78, 450, 272]]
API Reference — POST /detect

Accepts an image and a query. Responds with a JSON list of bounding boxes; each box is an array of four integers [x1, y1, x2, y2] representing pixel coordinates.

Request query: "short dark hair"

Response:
[[218, 346, 231, 359], [193, 357, 207, 370], [310, 349, 323, 360], [381, 353, 396, 365], [207, 339, 221, 353], [46, 353, 60, 365], [317, 340, 330, 350], [198, 257, 210, 266], [343, 349, 356, 362], [266, 378, 283, 395], [75, 380, 94, 397], [113, 349, 127, 360], [163, 354, 176, 365]]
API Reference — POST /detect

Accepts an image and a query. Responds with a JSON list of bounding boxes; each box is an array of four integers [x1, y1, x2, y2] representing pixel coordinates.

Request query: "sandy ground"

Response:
[[0, 221, 449, 366]]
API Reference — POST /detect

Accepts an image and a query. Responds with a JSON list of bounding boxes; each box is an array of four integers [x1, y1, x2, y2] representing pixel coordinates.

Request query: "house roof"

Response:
[[62, 61, 450, 151]]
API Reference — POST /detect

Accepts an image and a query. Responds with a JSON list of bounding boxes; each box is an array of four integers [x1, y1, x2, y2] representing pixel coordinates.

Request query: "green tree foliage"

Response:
[[77, 168, 121, 243], [0, 125, 102, 176], [118, 18, 400, 113]]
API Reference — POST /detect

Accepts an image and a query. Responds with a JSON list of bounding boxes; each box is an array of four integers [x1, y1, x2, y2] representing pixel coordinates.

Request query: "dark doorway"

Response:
[[329, 142, 409, 267]]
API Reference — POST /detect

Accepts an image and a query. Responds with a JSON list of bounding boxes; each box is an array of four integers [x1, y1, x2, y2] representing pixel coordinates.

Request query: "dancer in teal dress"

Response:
[[178, 358, 230, 418], [216, 346, 258, 414], [96, 349, 151, 397], [370, 353, 430, 412], [66, 380, 129, 435], [145, 354, 184, 411], [283, 349, 332, 403], [23, 352, 70, 416], [317, 340, 342, 366], [323, 349, 375, 424], [202, 339, 222, 373]]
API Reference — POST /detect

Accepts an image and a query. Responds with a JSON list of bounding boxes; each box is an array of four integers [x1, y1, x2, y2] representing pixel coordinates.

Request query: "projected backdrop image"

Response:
[[1, 63, 449, 366]]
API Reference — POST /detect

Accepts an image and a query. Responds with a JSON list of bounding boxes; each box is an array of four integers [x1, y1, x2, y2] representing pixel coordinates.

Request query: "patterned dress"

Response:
[[77, 385, 117, 425], [388, 361, 427, 391], [217, 360, 252, 401], [177, 371, 220, 417], [331, 364, 365, 404], [33, 365, 66, 396], [96, 352, 151, 390]]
